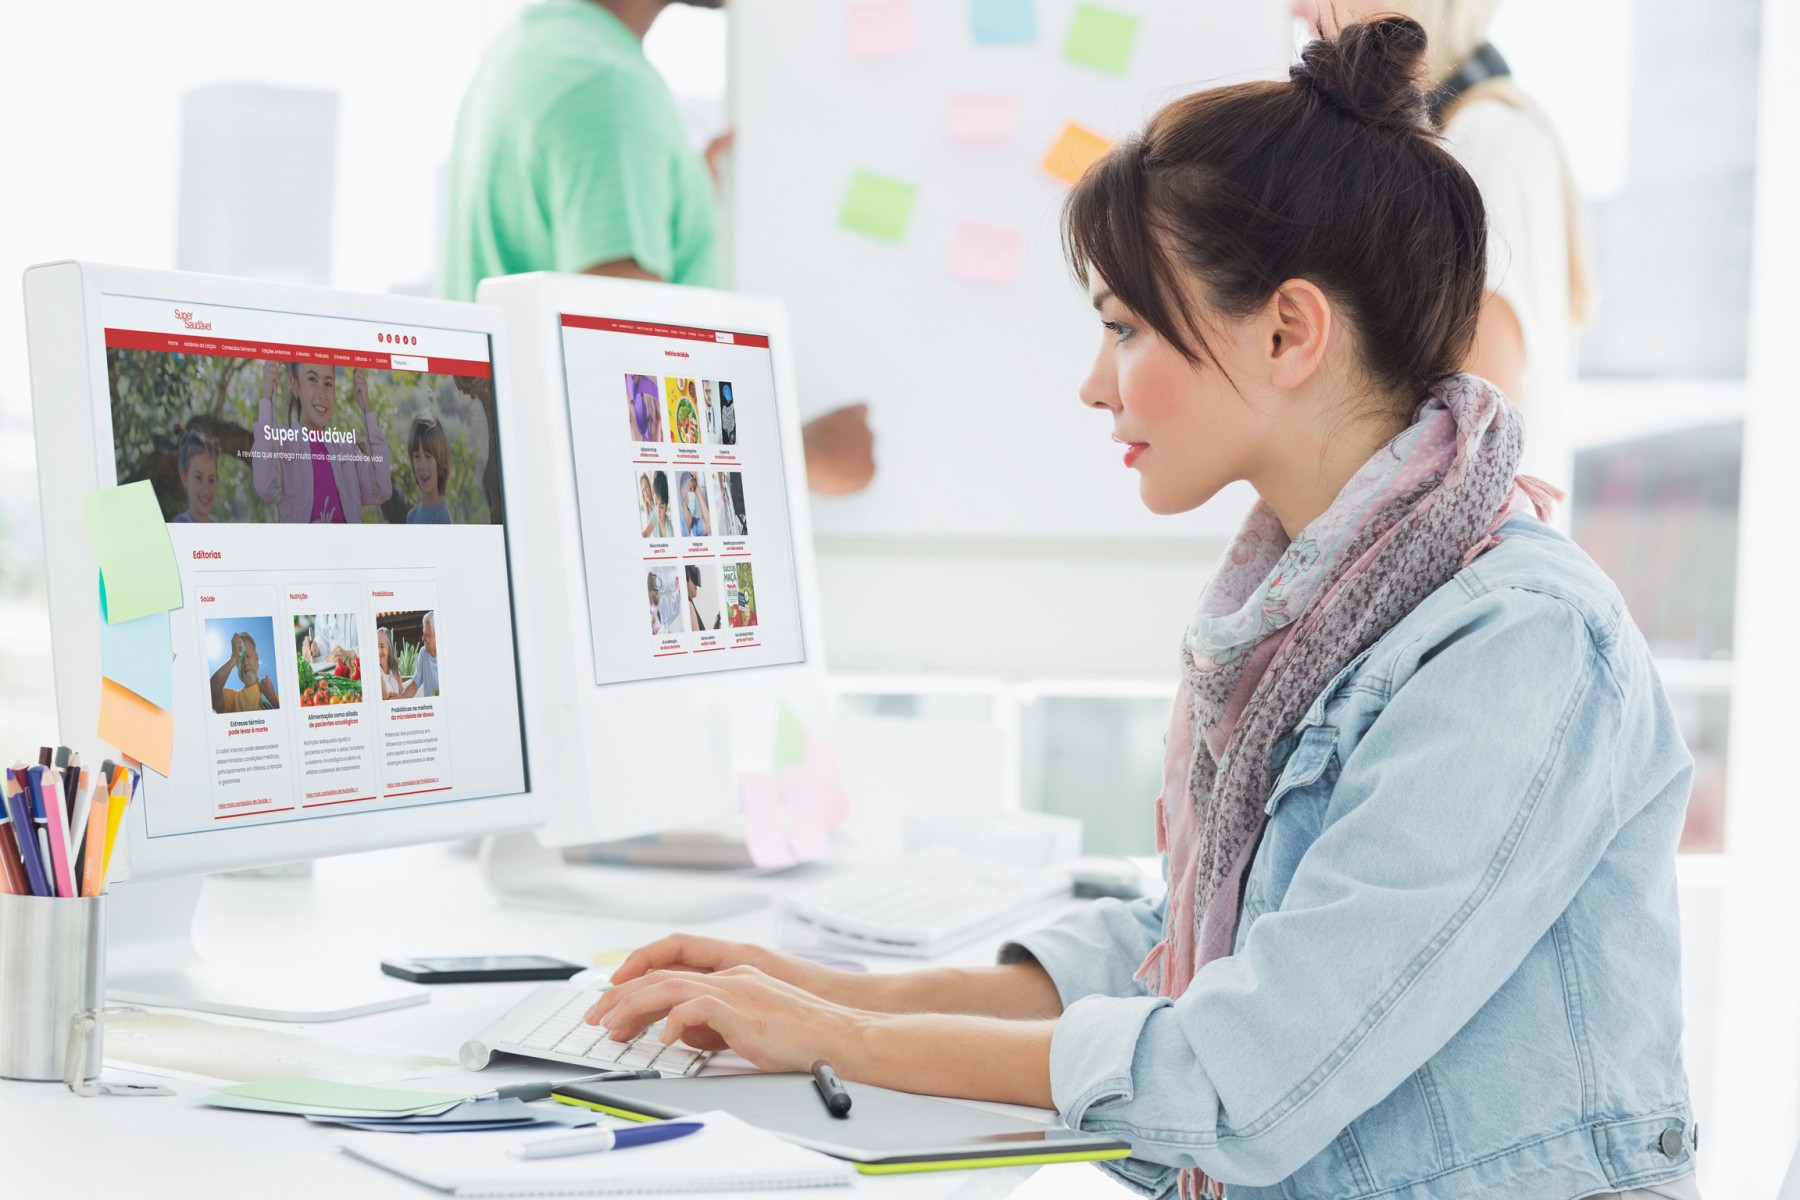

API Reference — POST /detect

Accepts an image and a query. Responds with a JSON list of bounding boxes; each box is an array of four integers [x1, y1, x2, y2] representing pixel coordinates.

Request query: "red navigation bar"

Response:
[[560, 313, 771, 349], [104, 328, 492, 378]]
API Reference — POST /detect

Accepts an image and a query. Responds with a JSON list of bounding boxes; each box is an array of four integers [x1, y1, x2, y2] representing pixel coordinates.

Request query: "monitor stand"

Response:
[[106, 875, 428, 1023], [480, 833, 767, 923]]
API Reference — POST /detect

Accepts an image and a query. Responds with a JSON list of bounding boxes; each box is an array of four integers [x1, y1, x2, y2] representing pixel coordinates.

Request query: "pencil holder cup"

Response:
[[0, 892, 105, 1081]]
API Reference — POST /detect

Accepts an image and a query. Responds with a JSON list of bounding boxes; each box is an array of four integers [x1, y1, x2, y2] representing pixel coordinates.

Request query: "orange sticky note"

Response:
[[98, 677, 173, 777], [1041, 121, 1113, 186]]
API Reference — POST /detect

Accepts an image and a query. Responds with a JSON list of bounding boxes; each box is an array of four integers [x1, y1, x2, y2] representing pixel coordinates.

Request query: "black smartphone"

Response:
[[379, 955, 584, 984]]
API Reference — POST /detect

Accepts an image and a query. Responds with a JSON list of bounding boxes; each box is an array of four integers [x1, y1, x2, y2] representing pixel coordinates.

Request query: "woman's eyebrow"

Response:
[[1091, 289, 1114, 311]]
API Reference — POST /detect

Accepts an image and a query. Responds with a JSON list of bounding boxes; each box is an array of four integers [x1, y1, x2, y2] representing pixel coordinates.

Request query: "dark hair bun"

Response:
[[1290, 15, 1430, 131]]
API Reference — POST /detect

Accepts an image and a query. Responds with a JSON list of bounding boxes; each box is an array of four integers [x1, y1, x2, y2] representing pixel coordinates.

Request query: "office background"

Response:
[[1, 1, 1794, 1195]]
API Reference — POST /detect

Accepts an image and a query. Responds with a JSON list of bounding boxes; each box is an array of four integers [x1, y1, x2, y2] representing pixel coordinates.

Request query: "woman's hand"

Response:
[[353, 367, 370, 414], [607, 933, 872, 1009], [586, 965, 869, 1073]]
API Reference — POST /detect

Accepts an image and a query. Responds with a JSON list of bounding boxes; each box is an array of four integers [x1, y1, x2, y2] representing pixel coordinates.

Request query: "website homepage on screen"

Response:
[[100, 293, 527, 836], [558, 314, 805, 685]]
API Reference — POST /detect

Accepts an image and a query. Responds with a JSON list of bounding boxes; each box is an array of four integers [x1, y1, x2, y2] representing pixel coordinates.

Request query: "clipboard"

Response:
[[552, 1072, 1133, 1174]]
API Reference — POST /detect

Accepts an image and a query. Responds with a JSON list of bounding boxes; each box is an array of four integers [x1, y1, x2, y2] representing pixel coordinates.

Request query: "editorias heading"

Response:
[[260, 425, 358, 446]]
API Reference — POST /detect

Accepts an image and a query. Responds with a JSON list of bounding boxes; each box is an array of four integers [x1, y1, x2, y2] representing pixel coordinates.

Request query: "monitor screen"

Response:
[[99, 293, 528, 836], [556, 314, 806, 685]]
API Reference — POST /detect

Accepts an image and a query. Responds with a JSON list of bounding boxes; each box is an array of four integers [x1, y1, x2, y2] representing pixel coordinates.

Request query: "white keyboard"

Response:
[[782, 848, 1072, 957], [460, 981, 709, 1075]]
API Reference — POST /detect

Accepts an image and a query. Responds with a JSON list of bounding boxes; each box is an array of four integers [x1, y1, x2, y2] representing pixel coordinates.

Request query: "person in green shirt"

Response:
[[444, 0, 874, 495]]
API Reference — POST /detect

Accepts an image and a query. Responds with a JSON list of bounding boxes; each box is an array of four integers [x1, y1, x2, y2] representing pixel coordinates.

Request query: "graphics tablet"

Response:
[[552, 1072, 1132, 1174]]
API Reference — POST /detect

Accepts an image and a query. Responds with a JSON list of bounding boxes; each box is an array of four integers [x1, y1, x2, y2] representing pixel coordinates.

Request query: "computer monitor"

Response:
[[477, 273, 832, 919], [23, 261, 539, 1019]]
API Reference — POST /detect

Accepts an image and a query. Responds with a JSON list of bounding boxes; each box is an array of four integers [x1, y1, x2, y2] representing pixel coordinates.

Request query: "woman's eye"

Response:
[[1103, 319, 1132, 342]]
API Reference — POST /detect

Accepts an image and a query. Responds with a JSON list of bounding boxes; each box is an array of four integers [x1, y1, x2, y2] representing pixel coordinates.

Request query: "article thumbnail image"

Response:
[[625, 374, 663, 443], [724, 562, 758, 629], [205, 615, 280, 714], [718, 380, 737, 446], [647, 565, 684, 636], [713, 470, 748, 537], [665, 377, 701, 444], [294, 612, 363, 707], [375, 610, 441, 699], [676, 470, 711, 538], [637, 470, 675, 539], [686, 563, 723, 632], [700, 381, 719, 443]]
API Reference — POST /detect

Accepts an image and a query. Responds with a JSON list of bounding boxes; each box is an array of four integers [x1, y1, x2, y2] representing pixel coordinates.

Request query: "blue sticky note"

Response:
[[971, 0, 1036, 45], [99, 573, 174, 711]]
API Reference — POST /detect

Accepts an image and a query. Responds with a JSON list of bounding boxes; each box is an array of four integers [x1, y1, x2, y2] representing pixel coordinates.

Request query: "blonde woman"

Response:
[[1297, 0, 1587, 495]]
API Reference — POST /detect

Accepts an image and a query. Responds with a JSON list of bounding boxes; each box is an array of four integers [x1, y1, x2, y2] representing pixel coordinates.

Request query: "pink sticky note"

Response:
[[947, 94, 1019, 143], [848, 0, 919, 59], [740, 770, 797, 869], [949, 222, 1025, 285]]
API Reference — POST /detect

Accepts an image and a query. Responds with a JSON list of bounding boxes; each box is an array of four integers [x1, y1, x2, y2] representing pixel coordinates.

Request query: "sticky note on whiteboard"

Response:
[[970, 0, 1037, 45], [947, 94, 1018, 142], [1041, 122, 1114, 187], [848, 0, 919, 59], [949, 223, 1025, 285], [840, 171, 918, 242], [1064, 3, 1140, 74]]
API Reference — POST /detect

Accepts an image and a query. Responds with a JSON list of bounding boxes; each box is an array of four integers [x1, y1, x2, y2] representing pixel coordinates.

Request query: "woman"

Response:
[[1297, 0, 1588, 492], [376, 628, 405, 701], [252, 362, 394, 523], [678, 471, 711, 538], [584, 20, 1694, 1200]]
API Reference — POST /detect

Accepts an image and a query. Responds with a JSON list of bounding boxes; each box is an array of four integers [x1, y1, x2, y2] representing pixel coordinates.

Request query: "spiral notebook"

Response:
[[339, 1111, 854, 1196]]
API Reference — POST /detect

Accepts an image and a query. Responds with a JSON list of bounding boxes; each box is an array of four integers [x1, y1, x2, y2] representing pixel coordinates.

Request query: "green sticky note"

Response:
[[774, 702, 808, 770], [840, 171, 918, 242], [210, 1076, 467, 1114], [84, 481, 183, 625], [1064, 3, 1139, 74]]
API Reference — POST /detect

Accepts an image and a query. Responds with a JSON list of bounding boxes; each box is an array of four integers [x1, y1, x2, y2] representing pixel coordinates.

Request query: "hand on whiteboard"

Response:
[[704, 129, 736, 192], [803, 403, 875, 496]]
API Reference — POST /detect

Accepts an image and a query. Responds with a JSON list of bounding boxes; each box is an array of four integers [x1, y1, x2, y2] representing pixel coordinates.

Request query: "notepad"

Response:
[[340, 1111, 855, 1195]]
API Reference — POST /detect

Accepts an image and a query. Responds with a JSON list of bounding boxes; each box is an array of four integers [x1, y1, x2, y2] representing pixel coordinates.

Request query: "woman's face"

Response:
[[294, 364, 337, 430], [1078, 273, 1275, 516], [640, 476, 654, 510], [182, 451, 218, 516], [379, 630, 393, 671]]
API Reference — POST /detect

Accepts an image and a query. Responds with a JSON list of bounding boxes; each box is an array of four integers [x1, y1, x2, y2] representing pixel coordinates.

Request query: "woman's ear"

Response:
[[1265, 279, 1333, 391]]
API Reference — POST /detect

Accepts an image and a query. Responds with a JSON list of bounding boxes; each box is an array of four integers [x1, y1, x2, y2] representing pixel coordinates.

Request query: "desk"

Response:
[[1, 845, 1128, 1200]]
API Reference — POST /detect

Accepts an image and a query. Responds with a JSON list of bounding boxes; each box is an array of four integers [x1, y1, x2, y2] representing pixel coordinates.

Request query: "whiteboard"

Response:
[[730, 0, 1290, 539]]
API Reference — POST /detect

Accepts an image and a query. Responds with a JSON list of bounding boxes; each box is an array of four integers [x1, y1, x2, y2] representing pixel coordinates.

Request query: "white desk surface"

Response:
[[1, 844, 1123, 1200]]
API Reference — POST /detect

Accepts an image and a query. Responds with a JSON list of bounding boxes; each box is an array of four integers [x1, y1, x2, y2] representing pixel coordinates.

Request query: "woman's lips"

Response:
[[1121, 442, 1147, 467]]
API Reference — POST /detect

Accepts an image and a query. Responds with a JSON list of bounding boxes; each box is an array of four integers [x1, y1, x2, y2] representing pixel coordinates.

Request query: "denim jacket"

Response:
[[1003, 516, 1696, 1199]]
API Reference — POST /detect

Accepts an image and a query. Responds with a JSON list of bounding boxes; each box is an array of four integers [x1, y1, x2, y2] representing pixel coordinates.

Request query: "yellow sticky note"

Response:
[[1042, 122, 1113, 187], [840, 171, 918, 242], [98, 677, 173, 777], [85, 481, 183, 624], [592, 949, 631, 966]]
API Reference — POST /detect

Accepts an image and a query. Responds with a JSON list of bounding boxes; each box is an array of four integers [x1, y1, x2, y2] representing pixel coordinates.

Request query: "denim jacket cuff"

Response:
[[1052, 993, 1180, 1195], [998, 904, 1152, 1008]]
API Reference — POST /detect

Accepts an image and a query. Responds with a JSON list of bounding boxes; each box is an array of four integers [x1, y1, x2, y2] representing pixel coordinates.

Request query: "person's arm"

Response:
[[1464, 292, 1526, 405], [259, 676, 278, 705], [352, 368, 393, 507], [209, 650, 236, 712]]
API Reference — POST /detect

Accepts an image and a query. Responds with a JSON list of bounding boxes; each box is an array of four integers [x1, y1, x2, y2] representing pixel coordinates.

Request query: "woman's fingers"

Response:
[[660, 994, 742, 1049], [612, 934, 746, 985], [589, 973, 725, 1038]]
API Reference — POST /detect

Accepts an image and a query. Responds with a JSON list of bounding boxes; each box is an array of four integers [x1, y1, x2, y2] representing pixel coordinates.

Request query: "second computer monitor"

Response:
[[480, 274, 828, 849]]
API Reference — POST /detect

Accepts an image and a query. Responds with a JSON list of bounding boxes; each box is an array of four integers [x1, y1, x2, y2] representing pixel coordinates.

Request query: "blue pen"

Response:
[[513, 1121, 705, 1161], [4, 771, 51, 897]]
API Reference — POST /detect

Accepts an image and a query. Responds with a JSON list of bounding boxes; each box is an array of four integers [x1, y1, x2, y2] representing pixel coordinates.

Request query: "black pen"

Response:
[[810, 1059, 852, 1117]]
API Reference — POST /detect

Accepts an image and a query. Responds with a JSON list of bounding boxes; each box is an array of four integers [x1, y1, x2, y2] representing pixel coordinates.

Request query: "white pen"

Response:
[[512, 1121, 704, 1160]]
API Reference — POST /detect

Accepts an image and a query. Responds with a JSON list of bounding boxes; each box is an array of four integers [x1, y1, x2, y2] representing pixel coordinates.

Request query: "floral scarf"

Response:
[[1138, 374, 1562, 1199]]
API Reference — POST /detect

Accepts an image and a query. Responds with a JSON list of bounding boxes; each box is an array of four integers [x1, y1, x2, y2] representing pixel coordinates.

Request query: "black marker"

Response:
[[810, 1059, 852, 1118]]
